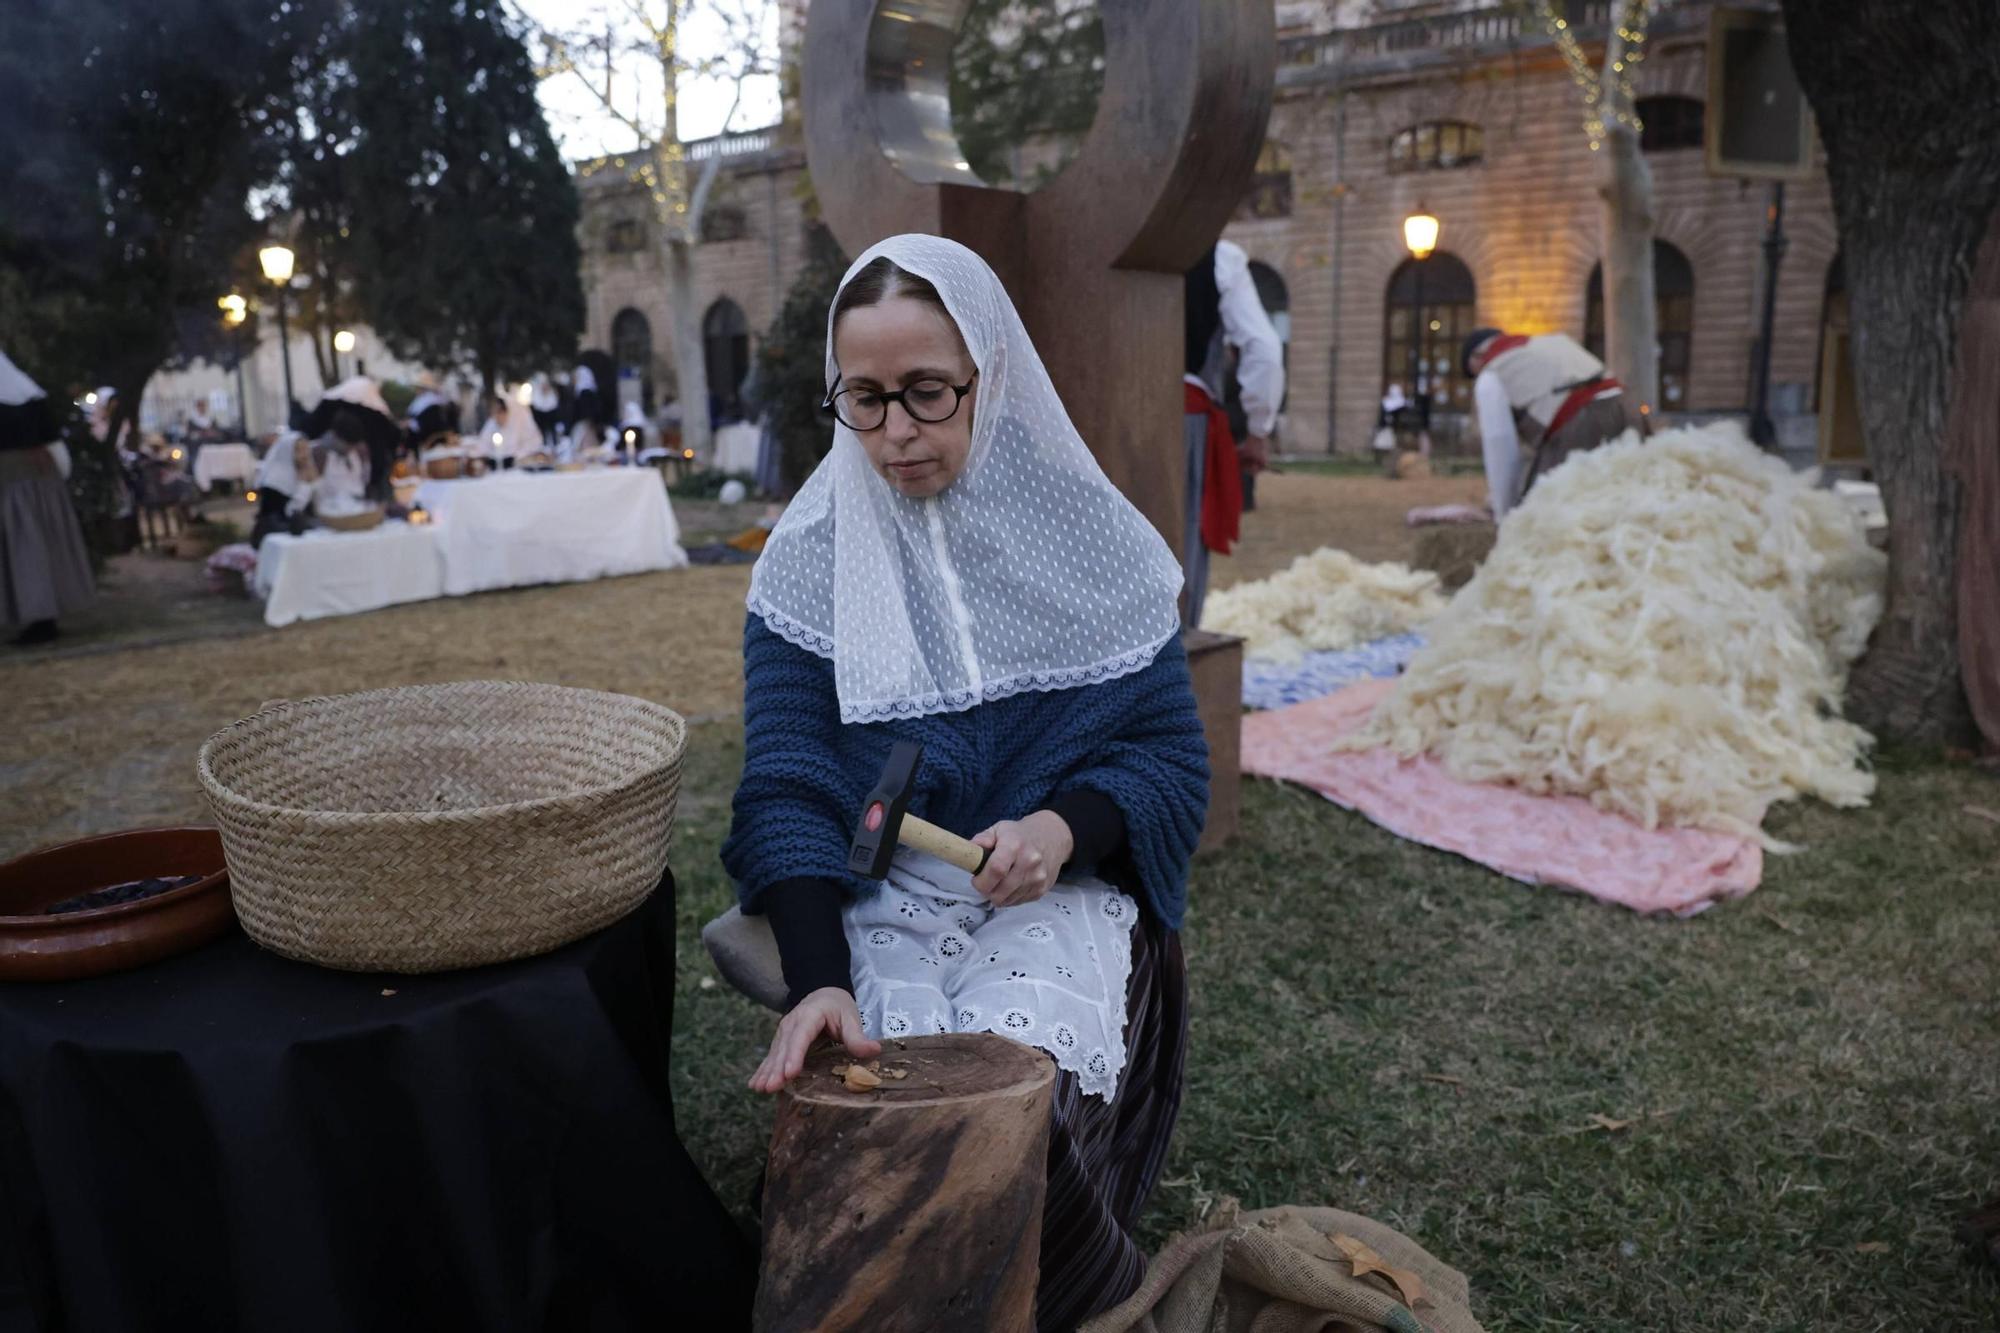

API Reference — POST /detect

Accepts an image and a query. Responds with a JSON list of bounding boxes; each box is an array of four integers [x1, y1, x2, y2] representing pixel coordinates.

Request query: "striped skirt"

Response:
[[1035, 915, 1188, 1332]]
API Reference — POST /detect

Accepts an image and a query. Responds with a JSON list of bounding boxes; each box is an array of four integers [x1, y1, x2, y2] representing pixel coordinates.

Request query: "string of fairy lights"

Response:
[[1540, 0, 1656, 151], [527, 5, 692, 238]]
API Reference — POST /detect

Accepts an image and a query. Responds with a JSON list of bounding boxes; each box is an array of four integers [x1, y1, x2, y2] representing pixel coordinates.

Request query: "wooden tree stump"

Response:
[[754, 1033, 1056, 1333]]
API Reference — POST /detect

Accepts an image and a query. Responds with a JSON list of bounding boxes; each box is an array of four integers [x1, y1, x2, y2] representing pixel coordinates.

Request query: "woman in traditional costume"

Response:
[[723, 234, 1208, 1331], [302, 378, 398, 511], [0, 352, 96, 645], [248, 429, 318, 547]]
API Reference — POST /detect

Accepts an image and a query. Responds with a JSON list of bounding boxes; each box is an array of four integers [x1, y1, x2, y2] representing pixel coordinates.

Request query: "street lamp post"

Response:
[[259, 245, 296, 425], [1402, 205, 1440, 414], [218, 293, 250, 438]]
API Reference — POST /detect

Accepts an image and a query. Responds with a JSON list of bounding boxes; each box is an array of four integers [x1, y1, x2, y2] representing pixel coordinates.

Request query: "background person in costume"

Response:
[[723, 234, 1209, 1333], [0, 351, 96, 646], [1463, 327, 1631, 520], [1181, 239, 1284, 626]]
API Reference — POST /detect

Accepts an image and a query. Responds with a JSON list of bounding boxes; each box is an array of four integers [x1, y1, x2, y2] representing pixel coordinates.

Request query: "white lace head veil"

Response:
[[747, 233, 1184, 724]]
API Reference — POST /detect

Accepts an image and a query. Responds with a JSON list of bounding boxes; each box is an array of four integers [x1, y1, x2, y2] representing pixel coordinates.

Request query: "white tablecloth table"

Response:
[[712, 421, 760, 475], [412, 469, 688, 597], [192, 443, 259, 491], [254, 522, 445, 628]]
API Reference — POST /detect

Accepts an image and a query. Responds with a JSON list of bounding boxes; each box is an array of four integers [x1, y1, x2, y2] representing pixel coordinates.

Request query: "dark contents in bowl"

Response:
[[44, 875, 205, 916]]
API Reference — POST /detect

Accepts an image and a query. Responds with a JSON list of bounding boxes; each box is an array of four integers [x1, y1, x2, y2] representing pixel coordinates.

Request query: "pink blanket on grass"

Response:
[[1239, 678, 1764, 916]]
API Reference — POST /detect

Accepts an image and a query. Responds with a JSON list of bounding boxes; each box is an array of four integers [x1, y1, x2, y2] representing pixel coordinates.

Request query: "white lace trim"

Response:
[[750, 595, 1173, 724]]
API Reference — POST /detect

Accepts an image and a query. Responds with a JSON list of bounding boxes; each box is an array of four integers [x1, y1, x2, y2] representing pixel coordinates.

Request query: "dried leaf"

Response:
[[379, 988, 397, 997], [1964, 805, 2000, 826], [1331, 1234, 1428, 1309], [1589, 1113, 1635, 1132], [698, 976, 717, 990], [1854, 1241, 1891, 1254], [843, 1065, 882, 1092]]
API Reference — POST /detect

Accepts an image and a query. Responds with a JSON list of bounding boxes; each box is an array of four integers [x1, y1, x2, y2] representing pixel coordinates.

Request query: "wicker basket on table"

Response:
[[317, 506, 385, 532], [197, 682, 685, 973]]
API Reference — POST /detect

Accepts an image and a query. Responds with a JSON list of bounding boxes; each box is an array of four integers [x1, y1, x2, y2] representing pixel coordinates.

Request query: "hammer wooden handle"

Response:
[[899, 813, 989, 876]]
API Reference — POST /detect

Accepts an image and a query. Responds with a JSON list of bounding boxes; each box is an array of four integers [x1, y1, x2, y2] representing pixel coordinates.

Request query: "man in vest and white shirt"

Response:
[[1182, 240, 1285, 626], [1462, 328, 1631, 520]]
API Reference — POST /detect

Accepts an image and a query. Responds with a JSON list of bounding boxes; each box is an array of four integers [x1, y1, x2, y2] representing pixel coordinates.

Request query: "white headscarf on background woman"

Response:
[[498, 394, 543, 459], [747, 233, 1184, 724], [0, 351, 68, 478]]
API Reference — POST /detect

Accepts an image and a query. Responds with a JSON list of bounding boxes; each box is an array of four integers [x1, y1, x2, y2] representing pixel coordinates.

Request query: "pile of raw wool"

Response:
[[1202, 548, 1447, 662], [1346, 423, 1887, 843]]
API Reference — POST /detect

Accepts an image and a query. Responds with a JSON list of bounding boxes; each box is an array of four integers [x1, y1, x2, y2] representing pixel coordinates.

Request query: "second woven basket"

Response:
[[198, 681, 684, 973]]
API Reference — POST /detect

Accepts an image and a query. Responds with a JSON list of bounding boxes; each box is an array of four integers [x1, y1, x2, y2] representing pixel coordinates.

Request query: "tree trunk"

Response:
[[1783, 0, 2000, 746], [1596, 23, 1658, 411], [663, 233, 713, 461], [755, 1034, 1054, 1333]]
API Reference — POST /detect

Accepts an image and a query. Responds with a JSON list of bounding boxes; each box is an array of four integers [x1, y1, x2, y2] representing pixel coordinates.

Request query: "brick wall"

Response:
[[578, 150, 810, 397], [577, 8, 1837, 455], [1226, 30, 1836, 452]]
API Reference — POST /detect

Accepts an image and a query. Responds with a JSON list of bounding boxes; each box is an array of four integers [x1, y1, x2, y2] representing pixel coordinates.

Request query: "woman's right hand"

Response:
[[748, 987, 881, 1094]]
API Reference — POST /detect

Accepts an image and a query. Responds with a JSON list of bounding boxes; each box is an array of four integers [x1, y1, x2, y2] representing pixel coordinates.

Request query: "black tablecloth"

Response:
[[0, 873, 755, 1333]]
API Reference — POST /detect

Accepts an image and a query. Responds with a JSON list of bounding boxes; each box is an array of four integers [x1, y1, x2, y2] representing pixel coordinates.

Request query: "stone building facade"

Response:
[[576, 0, 1837, 455]]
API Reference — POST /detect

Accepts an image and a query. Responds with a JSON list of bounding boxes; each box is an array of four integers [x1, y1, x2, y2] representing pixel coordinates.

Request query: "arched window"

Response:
[[700, 203, 751, 244], [1584, 240, 1694, 407], [605, 217, 645, 254], [1388, 121, 1483, 174], [1238, 139, 1294, 219], [1382, 252, 1477, 411], [1637, 96, 1705, 153], [703, 298, 751, 421], [611, 308, 652, 377], [1249, 261, 1290, 344]]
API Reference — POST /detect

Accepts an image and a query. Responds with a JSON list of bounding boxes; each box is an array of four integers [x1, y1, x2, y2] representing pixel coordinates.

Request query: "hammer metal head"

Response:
[[848, 740, 922, 880]]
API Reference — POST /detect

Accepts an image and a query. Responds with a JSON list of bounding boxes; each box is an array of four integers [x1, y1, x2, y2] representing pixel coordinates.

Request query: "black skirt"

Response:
[[1035, 914, 1188, 1332]]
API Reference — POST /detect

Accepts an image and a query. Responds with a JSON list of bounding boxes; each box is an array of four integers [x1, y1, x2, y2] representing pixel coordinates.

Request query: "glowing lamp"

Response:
[[333, 330, 356, 353], [258, 245, 295, 284], [514, 382, 533, 405], [1402, 207, 1439, 261], [245, 489, 259, 502]]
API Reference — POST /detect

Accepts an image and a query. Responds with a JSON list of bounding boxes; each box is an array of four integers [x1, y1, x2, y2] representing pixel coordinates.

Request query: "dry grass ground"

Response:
[[5, 468, 1997, 1329], [1212, 469, 1487, 589], [1, 564, 754, 858]]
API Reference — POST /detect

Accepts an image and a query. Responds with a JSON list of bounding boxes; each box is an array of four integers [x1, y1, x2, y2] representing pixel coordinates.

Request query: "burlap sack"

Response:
[[1080, 1201, 1486, 1333]]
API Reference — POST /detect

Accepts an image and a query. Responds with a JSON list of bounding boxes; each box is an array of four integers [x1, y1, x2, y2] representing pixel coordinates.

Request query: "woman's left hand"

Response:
[[971, 810, 1073, 908]]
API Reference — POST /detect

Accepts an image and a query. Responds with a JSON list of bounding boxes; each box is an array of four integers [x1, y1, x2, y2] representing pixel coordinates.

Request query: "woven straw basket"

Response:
[[197, 682, 685, 973]]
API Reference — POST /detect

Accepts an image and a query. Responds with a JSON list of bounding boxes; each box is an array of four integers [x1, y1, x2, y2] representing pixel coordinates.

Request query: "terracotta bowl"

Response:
[[0, 827, 236, 982]]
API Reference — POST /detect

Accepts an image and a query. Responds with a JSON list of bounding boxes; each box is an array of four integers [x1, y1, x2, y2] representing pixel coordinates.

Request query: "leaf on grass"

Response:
[[1331, 1233, 1428, 1309], [1963, 805, 2000, 826], [1588, 1113, 1635, 1132], [1854, 1241, 1891, 1254]]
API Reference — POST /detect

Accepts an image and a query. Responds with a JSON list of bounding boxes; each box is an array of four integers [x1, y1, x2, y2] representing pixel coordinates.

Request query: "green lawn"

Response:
[[667, 722, 2000, 1330]]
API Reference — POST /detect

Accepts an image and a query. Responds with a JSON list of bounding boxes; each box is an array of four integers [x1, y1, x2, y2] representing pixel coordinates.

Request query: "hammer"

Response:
[[847, 741, 991, 879]]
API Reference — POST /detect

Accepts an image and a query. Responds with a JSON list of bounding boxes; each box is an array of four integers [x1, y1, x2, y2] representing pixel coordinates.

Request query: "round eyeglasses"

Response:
[[822, 375, 976, 432]]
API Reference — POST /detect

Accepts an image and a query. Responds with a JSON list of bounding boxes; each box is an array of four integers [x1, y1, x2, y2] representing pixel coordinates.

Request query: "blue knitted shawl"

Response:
[[722, 616, 1210, 929]]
